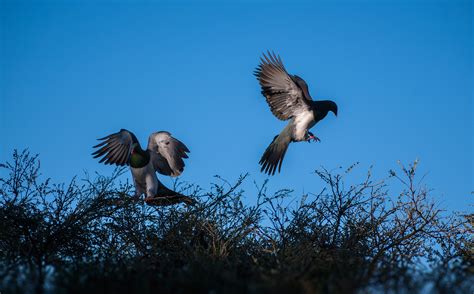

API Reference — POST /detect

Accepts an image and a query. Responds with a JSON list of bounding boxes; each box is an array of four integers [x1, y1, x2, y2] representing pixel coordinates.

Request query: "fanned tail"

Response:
[[259, 128, 292, 176]]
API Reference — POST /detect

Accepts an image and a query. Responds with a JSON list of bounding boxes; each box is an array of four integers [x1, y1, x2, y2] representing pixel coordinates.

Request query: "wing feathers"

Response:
[[92, 129, 135, 166], [255, 51, 311, 121], [147, 132, 190, 177]]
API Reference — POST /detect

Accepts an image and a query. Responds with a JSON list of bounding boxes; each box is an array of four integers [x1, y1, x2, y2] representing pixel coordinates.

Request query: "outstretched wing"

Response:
[[147, 131, 190, 177], [254, 51, 312, 120], [92, 129, 137, 166]]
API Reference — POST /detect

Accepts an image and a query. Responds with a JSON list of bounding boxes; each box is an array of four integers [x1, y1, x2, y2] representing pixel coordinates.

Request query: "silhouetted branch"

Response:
[[0, 150, 471, 293]]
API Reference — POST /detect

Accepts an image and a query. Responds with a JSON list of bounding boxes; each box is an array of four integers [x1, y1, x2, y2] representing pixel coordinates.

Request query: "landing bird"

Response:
[[255, 52, 338, 175], [92, 129, 194, 205]]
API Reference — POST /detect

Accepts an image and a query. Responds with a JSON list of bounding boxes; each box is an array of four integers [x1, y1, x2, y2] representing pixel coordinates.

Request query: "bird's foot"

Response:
[[144, 196, 155, 203], [307, 132, 321, 143]]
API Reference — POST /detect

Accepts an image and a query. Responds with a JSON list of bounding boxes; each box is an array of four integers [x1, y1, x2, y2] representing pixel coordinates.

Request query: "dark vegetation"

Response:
[[0, 150, 472, 293]]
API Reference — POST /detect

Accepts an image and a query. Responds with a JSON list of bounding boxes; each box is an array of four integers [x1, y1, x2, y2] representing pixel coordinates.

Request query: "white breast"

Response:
[[131, 162, 159, 197], [293, 110, 315, 141]]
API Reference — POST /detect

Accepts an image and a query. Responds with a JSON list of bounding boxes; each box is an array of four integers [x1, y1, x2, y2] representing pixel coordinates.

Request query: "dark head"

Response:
[[327, 100, 338, 116], [131, 142, 146, 156], [129, 142, 150, 168], [314, 100, 338, 117], [130, 143, 139, 155]]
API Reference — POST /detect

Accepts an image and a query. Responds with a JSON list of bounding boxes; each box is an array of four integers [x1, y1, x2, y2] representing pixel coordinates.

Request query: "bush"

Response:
[[0, 150, 472, 293]]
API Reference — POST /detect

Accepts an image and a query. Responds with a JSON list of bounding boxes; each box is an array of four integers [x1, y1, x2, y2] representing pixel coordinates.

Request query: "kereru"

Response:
[[92, 129, 194, 205], [254, 51, 338, 175]]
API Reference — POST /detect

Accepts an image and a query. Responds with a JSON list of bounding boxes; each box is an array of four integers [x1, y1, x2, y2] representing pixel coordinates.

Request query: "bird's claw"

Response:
[[307, 133, 321, 143]]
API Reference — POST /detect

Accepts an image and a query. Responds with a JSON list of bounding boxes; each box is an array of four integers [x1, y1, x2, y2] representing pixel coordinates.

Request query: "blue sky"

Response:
[[1, 0, 472, 212]]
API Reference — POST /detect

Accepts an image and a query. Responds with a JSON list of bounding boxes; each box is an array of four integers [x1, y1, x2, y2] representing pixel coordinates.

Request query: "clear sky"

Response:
[[1, 0, 472, 212]]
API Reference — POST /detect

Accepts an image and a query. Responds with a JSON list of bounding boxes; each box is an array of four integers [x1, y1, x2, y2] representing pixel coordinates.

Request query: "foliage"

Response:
[[0, 150, 472, 293]]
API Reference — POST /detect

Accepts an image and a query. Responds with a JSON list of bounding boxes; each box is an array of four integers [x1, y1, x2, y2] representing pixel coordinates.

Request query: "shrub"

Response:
[[0, 150, 471, 293]]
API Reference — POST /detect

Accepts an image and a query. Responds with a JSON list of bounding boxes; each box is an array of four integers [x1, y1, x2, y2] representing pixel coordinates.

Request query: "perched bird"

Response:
[[254, 51, 338, 175], [92, 129, 194, 205]]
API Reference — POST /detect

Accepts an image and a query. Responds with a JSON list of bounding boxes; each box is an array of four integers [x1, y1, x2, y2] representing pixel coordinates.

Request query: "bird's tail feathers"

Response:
[[259, 129, 292, 176], [145, 184, 196, 206]]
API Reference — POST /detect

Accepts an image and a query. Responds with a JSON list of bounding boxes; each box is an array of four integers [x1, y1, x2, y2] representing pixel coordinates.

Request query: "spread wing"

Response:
[[92, 129, 137, 166], [147, 131, 190, 177], [254, 51, 312, 120]]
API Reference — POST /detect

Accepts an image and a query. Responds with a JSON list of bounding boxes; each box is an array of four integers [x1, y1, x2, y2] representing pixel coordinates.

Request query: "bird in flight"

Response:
[[92, 129, 194, 205], [254, 51, 338, 175]]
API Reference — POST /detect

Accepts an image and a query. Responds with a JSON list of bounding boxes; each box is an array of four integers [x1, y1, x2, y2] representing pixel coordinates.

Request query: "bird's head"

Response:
[[131, 143, 140, 155], [328, 100, 338, 117]]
